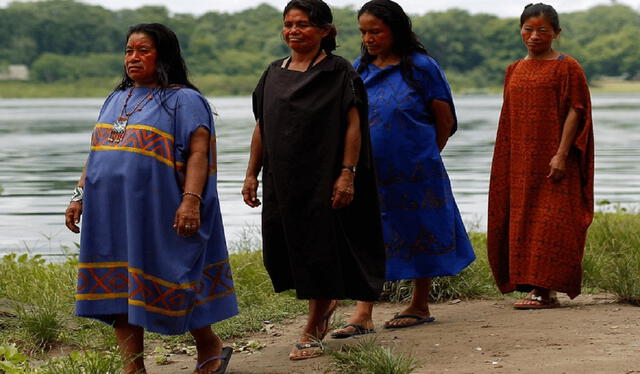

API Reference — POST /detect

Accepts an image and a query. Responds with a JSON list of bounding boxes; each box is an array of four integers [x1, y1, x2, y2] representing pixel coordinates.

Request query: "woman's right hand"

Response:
[[65, 201, 82, 233], [242, 176, 261, 207]]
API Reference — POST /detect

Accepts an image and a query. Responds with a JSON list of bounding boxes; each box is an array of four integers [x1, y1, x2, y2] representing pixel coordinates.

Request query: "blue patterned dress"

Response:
[[75, 87, 238, 335], [355, 53, 475, 281]]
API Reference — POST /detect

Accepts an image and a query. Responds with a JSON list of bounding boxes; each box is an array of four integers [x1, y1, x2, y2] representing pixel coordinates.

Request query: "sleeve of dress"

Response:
[[174, 89, 214, 165], [563, 58, 594, 202], [252, 68, 269, 126], [97, 91, 118, 121], [415, 55, 458, 136]]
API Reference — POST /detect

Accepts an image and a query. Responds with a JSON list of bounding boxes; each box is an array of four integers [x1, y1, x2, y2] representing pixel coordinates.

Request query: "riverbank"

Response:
[[0, 78, 639, 98], [1, 211, 639, 372], [149, 295, 639, 374]]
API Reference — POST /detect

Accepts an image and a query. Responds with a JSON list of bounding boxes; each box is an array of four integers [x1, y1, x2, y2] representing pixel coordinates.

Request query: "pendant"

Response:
[[109, 116, 128, 143], [113, 116, 128, 133]]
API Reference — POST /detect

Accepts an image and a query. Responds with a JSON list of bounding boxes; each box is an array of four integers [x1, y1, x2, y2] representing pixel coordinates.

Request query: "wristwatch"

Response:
[[70, 186, 84, 202], [342, 165, 356, 173]]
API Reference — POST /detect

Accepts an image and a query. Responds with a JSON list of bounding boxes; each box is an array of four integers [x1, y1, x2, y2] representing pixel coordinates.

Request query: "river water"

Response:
[[0, 94, 638, 257]]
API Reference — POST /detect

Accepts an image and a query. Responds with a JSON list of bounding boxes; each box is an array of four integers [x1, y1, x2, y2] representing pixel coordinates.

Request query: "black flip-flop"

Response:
[[383, 314, 435, 329], [195, 346, 233, 374], [330, 323, 376, 339]]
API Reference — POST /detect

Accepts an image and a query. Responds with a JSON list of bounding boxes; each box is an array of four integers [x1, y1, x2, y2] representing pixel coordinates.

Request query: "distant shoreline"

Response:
[[1, 77, 639, 99]]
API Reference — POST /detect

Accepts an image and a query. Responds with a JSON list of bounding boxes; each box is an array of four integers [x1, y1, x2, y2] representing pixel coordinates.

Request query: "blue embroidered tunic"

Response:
[[355, 53, 475, 280], [76, 87, 238, 335]]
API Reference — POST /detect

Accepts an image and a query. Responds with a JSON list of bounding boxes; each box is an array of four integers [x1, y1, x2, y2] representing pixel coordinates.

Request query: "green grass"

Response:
[[329, 338, 419, 374], [590, 79, 640, 94], [1, 212, 639, 370], [380, 232, 501, 303], [0, 74, 260, 99], [582, 210, 640, 304], [0, 230, 305, 369]]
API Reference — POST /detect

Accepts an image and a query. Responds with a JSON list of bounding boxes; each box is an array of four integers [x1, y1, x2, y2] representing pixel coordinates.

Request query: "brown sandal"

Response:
[[514, 293, 560, 309]]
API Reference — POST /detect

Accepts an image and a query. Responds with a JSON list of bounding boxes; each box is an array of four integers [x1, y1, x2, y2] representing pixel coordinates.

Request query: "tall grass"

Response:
[[330, 338, 419, 374], [583, 211, 640, 304], [0, 229, 305, 367], [380, 232, 501, 303]]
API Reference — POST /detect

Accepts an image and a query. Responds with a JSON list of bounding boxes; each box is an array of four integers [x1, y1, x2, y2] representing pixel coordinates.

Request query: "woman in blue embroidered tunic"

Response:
[[332, 0, 475, 338], [64, 23, 237, 374]]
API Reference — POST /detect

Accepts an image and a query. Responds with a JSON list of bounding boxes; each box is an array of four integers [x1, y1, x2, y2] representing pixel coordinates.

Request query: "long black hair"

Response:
[[115, 23, 199, 91], [520, 3, 561, 31], [357, 0, 428, 89], [283, 0, 338, 54]]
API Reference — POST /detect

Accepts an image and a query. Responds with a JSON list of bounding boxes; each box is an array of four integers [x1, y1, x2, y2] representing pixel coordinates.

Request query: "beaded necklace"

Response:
[[108, 87, 157, 143]]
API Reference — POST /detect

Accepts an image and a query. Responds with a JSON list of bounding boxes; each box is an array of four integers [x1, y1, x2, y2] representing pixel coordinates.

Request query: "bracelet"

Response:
[[70, 186, 84, 202], [341, 165, 356, 173], [182, 191, 203, 202]]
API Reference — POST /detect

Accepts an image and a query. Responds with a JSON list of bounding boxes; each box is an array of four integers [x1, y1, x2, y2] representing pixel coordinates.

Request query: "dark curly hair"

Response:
[[115, 23, 199, 92]]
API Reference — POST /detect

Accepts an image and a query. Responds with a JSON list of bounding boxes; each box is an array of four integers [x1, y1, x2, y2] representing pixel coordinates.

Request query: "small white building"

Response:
[[0, 65, 29, 81]]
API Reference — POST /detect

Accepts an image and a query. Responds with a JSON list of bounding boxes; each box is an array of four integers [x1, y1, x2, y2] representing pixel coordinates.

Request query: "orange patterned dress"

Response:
[[488, 55, 594, 299]]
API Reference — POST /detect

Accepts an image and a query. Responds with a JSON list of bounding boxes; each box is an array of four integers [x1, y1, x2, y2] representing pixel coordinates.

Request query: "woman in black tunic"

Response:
[[242, 0, 386, 361]]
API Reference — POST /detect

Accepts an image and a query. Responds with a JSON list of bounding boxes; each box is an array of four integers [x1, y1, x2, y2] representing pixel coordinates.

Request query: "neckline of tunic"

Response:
[[520, 54, 566, 63], [280, 53, 330, 73]]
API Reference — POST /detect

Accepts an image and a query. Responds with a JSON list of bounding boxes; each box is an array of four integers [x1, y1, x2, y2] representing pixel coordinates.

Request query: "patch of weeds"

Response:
[[36, 349, 122, 374], [0, 343, 31, 373], [16, 306, 63, 351], [584, 211, 640, 304], [380, 232, 501, 303], [330, 338, 419, 374]]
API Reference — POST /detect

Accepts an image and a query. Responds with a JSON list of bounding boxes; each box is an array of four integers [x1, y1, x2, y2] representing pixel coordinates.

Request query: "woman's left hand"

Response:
[[331, 171, 355, 209], [547, 154, 567, 182], [173, 195, 201, 237]]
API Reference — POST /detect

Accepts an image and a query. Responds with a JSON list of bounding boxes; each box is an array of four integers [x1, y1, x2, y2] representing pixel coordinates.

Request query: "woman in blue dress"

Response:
[[64, 23, 237, 374], [332, 0, 475, 337]]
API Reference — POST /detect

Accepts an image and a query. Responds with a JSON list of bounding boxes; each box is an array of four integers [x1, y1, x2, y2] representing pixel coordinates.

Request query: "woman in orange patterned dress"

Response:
[[488, 3, 594, 309]]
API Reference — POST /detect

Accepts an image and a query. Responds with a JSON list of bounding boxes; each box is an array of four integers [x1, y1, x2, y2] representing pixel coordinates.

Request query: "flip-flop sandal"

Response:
[[194, 346, 232, 374], [383, 313, 436, 329], [513, 295, 560, 310], [330, 323, 375, 339], [289, 342, 323, 361]]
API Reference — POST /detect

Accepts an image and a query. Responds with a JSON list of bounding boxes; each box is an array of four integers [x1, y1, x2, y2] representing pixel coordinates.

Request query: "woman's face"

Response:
[[282, 8, 328, 54], [521, 15, 559, 56], [358, 12, 394, 57], [125, 32, 159, 86]]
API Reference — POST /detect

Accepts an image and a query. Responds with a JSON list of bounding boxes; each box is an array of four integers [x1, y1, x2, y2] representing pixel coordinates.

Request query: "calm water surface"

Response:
[[1, 94, 639, 256]]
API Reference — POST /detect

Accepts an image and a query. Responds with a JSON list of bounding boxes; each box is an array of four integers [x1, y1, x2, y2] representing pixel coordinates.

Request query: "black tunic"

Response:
[[252, 54, 386, 301]]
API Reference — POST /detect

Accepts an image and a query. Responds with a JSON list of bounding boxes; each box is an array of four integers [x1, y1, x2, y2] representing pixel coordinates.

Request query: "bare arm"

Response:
[[431, 99, 455, 152], [173, 126, 210, 236], [64, 162, 88, 233], [548, 107, 580, 182], [242, 121, 264, 207], [332, 106, 361, 209]]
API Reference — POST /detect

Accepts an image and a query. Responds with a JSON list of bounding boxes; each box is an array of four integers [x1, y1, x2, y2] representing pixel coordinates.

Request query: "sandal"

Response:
[[194, 346, 232, 374], [289, 342, 323, 361], [383, 313, 435, 329], [514, 293, 560, 309]]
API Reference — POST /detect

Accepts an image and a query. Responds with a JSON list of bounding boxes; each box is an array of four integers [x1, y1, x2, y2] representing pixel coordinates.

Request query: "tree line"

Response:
[[0, 0, 639, 92]]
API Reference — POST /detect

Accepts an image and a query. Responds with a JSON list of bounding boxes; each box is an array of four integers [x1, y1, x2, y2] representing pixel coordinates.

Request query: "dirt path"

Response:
[[148, 294, 640, 374]]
